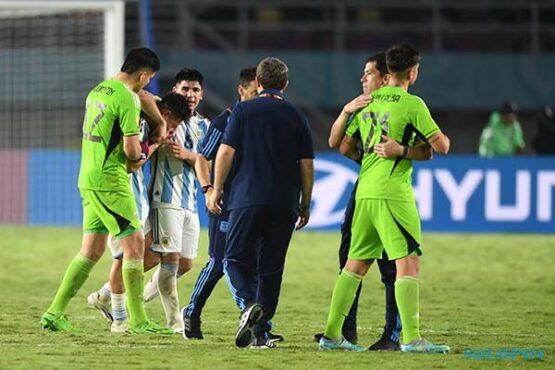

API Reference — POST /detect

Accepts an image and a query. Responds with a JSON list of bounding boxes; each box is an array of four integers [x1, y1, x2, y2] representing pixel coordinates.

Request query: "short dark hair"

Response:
[[239, 67, 256, 87], [175, 68, 204, 86], [367, 52, 388, 76], [256, 57, 288, 90], [500, 101, 518, 115], [158, 93, 191, 121], [386, 44, 421, 74], [120, 47, 160, 74]]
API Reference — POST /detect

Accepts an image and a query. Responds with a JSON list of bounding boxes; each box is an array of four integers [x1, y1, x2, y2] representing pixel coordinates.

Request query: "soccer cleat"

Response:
[[400, 339, 450, 354], [111, 319, 128, 333], [181, 308, 203, 339], [41, 312, 76, 332], [319, 336, 366, 352], [250, 336, 277, 349], [314, 331, 357, 344], [87, 292, 113, 322], [368, 334, 400, 351], [235, 303, 264, 348], [126, 320, 174, 335], [268, 332, 284, 343]]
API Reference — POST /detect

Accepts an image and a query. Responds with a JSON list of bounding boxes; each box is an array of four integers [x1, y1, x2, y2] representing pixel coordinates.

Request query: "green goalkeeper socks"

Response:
[[395, 276, 421, 344], [122, 258, 148, 326], [47, 253, 96, 315], [323, 269, 362, 340]]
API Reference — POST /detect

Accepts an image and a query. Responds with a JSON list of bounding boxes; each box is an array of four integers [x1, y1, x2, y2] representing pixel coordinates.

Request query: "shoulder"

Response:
[[190, 112, 210, 130], [115, 82, 140, 109], [211, 109, 231, 130], [406, 93, 428, 110]]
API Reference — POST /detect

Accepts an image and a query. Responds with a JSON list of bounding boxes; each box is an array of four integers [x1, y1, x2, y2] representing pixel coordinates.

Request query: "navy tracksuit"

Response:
[[221, 89, 314, 338]]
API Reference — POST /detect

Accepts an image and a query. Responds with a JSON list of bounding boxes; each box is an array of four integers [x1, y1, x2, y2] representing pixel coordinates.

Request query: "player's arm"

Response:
[[297, 158, 314, 230], [207, 144, 235, 214], [328, 95, 372, 148], [339, 135, 363, 163], [373, 135, 433, 160], [195, 154, 211, 189], [126, 141, 160, 173], [428, 131, 450, 155], [123, 135, 142, 161], [138, 89, 166, 143]]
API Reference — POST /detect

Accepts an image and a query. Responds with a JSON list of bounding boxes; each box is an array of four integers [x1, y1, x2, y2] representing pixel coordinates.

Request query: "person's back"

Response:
[[350, 86, 439, 202], [227, 93, 311, 211], [208, 57, 314, 348]]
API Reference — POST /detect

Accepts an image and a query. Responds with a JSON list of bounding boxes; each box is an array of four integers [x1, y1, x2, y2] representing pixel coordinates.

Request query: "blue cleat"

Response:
[[319, 336, 366, 352], [401, 339, 450, 353]]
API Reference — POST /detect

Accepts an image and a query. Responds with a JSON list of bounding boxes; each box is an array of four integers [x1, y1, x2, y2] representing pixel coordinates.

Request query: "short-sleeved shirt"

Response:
[[478, 112, 525, 157], [150, 112, 209, 212], [78, 79, 141, 192], [222, 89, 315, 212], [198, 106, 233, 219], [346, 86, 440, 202]]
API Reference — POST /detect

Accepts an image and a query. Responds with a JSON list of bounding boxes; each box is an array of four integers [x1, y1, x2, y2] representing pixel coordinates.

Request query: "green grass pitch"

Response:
[[0, 226, 553, 369]]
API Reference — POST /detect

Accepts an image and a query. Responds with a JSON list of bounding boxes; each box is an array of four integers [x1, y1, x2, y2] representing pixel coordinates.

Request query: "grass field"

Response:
[[0, 226, 553, 369]]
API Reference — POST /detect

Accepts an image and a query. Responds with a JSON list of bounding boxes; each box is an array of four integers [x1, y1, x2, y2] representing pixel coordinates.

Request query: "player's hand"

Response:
[[295, 205, 310, 230], [167, 141, 187, 160], [207, 188, 223, 215], [374, 135, 403, 158], [149, 118, 168, 144], [343, 95, 373, 114], [204, 188, 214, 209]]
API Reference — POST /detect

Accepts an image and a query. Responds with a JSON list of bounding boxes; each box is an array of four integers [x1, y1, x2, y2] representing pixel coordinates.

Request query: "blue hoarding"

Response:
[[25, 151, 555, 233]]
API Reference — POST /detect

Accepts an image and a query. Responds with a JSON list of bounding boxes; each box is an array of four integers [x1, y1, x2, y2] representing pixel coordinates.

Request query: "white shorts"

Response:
[[108, 218, 151, 259], [150, 207, 200, 259]]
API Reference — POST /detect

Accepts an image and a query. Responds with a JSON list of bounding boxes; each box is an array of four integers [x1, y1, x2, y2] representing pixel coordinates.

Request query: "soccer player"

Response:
[[86, 93, 191, 332], [41, 47, 169, 334], [208, 57, 314, 349], [315, 52, 433, 350], [319, 44, 451, 353], [144, 68, 209, 332], [180, 67, 259, 339]]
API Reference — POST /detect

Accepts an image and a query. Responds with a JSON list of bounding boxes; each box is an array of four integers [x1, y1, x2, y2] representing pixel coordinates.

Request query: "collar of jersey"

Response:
[[259, 89, 283, 98]]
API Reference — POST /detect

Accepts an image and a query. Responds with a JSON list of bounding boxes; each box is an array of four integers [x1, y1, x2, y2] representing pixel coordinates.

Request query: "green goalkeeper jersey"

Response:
[[78, 79, 141, 191], [346, 86, 440, 202]]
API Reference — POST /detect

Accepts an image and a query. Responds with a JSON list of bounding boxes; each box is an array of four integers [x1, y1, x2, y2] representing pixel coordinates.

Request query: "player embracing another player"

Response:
[[319, 44, 451, 353]]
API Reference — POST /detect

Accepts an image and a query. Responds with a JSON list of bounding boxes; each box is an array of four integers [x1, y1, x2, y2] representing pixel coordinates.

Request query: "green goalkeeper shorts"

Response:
[[349, 199, 422, 261], [80, 188, 141, 239]]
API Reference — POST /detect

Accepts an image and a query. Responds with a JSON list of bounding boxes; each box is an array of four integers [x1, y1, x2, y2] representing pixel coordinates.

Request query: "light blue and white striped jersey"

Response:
[[150, 112, 209, 212], [131, 117, 150, 224]]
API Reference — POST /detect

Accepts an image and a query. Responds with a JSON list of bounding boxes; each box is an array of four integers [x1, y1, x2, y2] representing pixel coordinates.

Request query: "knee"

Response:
[[395, 256, 419, 278], [178, 258, 193, 275], [345, 259, 373, 276]]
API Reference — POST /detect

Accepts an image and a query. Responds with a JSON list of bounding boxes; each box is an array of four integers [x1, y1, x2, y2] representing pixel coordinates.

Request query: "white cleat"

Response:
[[87, 292, 113, 322], [111, 319, 128, 333]]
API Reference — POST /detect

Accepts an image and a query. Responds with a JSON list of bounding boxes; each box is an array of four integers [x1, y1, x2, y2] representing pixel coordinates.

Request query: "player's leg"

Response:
[[158, 252, 181, 332], [223, 207, 262, 348], [380, 200, 449, 353], [109, 257, 128, 332], [320, 200, 380, 351], [41, 233, 107, 332], [338, 182, 360, 342], [143, 227, 162, 302], [182, 217, 227, 339], [250, 207, 296, 348], [41, 190, 108, 332], [369, 254, 401, 350]]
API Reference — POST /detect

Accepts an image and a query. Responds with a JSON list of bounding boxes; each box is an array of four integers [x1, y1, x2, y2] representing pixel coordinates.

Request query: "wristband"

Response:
[[201, 184, 213, 194]]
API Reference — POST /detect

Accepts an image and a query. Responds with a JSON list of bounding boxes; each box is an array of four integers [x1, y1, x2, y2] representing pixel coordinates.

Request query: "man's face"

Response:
[[361, 61, 384, 94], [136, 70, 156, 92], [172, 80, 203, 112], [500, 113, 517, 124], [162, 111, 183, 136], [238, 80, 258, 102]]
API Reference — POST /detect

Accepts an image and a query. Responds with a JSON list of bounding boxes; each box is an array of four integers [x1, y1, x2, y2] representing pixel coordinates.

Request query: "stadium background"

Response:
[[0, 2, 554, 369], [1, 0, 554, 232]]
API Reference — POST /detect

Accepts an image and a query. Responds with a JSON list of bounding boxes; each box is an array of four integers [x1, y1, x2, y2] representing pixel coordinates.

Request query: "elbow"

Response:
[[328, 136, 340, 149]]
